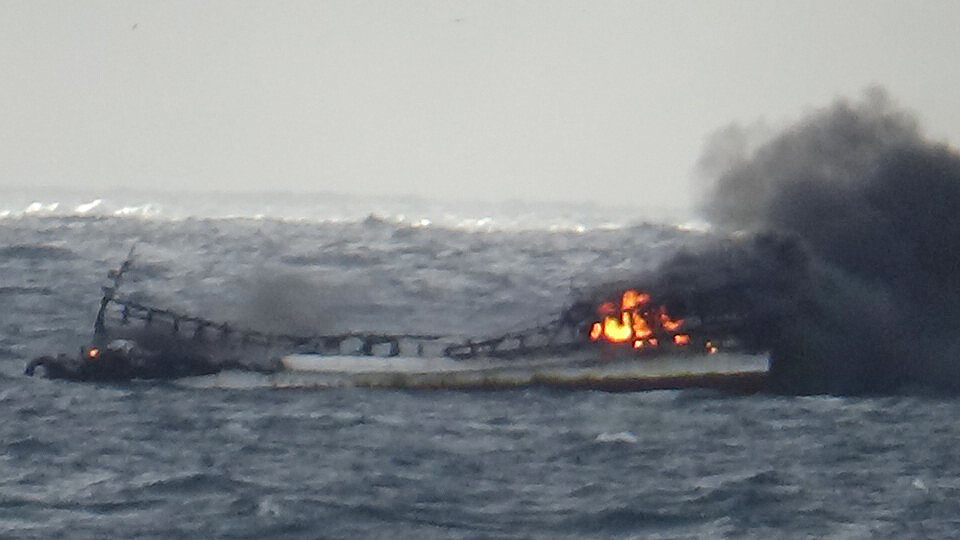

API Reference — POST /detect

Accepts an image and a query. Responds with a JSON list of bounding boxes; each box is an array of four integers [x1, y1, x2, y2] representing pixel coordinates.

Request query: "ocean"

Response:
[[1, 190, 957, 538]]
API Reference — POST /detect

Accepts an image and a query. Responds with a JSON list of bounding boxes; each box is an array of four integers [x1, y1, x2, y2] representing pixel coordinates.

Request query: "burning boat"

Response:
[[26, 252, 769, 392]]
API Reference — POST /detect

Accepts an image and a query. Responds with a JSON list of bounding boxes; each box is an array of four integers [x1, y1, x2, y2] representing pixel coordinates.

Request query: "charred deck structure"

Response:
[[26, 250, 769, 390]]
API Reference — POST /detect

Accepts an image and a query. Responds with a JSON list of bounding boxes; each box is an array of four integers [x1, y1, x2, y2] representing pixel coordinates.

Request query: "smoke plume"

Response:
[[660, 88, 960, 394], [233, 272, 340, 336]]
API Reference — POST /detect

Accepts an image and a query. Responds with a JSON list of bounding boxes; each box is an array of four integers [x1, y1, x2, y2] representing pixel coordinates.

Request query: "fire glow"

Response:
[[588, 289, 717, 354]]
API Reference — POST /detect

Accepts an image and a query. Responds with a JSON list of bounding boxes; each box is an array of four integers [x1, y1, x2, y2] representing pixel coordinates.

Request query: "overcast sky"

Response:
[[2, 1, 959, 209]]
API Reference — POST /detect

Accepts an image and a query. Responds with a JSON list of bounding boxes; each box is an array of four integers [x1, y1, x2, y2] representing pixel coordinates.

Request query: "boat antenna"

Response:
[[93, 244, 137, 337]]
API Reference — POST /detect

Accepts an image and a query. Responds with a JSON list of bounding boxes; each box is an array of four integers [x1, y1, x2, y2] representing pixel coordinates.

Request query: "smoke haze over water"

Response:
[[661, 88, 960, 394]]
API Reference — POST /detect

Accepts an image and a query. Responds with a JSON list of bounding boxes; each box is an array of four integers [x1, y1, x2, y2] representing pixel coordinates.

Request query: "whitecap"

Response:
[[595, 431, 639, 443], [113, 203, 161, 217], [24, 201, 59, 214], [74, 199, 102, 213]]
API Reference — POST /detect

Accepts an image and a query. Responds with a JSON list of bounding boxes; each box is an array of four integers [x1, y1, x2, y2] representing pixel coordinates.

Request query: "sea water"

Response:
[[1, 190, 956, 538]]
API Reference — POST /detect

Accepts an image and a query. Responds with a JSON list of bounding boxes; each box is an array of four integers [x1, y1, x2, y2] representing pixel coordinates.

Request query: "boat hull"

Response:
[[277, 352, 769, 393]]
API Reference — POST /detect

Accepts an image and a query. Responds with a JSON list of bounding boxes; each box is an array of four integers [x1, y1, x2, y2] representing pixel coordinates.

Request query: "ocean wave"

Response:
[[120, 471, 262, 495], [0, 244, 77, 260], [595, 431, 640, 444], [562, 504, 699, 534], [0, 190, 676, 232], [0, 203, 633, 233], [0, 286, 54, 296]]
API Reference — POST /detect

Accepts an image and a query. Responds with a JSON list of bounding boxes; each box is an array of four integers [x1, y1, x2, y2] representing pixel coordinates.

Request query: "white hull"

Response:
[[261, 352, 771, 392]]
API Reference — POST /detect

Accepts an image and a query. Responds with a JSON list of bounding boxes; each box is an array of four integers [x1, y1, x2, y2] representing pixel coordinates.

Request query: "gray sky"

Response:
[[2, 1, 959, 209]]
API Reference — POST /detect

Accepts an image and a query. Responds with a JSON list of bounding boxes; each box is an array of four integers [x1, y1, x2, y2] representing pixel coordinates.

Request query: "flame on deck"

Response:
[[587, 289, 717, 354]]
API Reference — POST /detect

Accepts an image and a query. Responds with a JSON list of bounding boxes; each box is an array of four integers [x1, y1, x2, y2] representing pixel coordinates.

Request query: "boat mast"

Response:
[[93, 245, 136, 339]]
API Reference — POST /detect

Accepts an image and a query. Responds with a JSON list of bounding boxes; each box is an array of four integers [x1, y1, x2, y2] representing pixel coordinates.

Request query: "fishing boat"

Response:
[[25, 251, 769, 392]]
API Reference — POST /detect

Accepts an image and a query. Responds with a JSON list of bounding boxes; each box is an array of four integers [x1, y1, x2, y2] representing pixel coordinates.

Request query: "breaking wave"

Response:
[[0, 190, 661, 233]]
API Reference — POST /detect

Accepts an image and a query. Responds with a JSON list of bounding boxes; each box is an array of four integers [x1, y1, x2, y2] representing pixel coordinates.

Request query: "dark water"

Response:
[[1, 198, 958, 538]]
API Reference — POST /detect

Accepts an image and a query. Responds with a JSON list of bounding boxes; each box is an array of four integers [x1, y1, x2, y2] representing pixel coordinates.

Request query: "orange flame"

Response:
[[602, 313, 633, 343], [588, 289, 715, 354], [631, 313, 653, 339], [87, 348, 100, 360], [621, 290, 649, 311], [589, 322, 602, 341], [660, 312, 684, 333]]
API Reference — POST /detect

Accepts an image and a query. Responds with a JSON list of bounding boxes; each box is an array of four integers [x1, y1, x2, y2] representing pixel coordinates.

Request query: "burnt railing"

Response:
[[100, 294, 594, 360], [92, 249, 754, 364]]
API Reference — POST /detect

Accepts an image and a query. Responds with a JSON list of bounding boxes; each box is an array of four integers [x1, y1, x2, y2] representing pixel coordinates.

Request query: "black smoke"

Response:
[[658, 88, 960, 394]]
